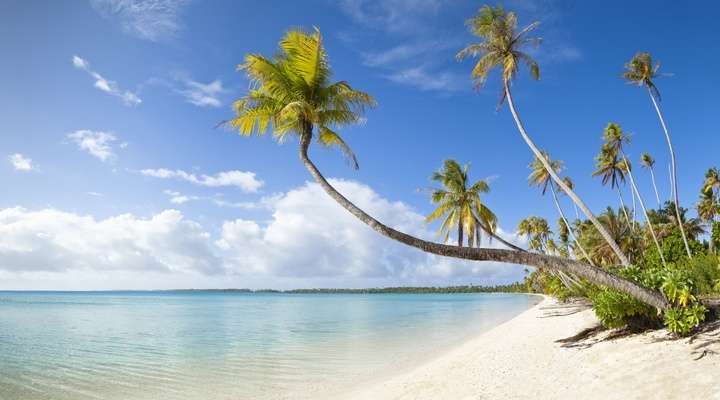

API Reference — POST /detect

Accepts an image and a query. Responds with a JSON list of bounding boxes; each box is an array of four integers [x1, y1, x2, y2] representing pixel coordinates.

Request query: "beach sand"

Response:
[[342, 297, 720, 400]]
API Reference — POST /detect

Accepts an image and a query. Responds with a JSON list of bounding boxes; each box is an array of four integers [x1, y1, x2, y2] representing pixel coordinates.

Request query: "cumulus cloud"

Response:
[[0, 208, 219, 274], [67, 130, 120, 162], [72, 55, 141, 106], [140, 168, 263, 192], [216, 179, 525, 283], [8, 153, 34, 171], [163, 190, 199, 204], [0, 180, 526, 289], [90, 0, 189, 42]]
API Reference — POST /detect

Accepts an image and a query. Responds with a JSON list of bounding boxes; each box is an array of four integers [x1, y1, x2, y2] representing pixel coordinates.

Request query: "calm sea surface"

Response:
[[0, 291, 539, 399]]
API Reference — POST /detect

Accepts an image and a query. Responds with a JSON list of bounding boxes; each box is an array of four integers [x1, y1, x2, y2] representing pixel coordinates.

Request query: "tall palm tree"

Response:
[[601, 123, 666, 267], [580, 207, 642, 266], [229, 28, 669, 310], [640, 153, 661, 207], [457, 5, 630, 266], [425, 159, 496, 247], [624, 52, 691, 258], [517, 216, 551, 253], [528, 151, 594, 265]]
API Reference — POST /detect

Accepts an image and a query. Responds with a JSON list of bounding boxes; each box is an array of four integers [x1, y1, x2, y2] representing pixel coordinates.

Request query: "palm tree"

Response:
[[528, 151, 594, 265], [425, 159, 496, 247], [697, 190, 719, 254], [562, 177, 580, 220], [457, 5, 630, 266], [592, 143, 633, 227], [577, 207, 642, 266], [640, 153, 661, 207], [517, 216, 551, 253], [229, 27, 669, 310], [623, 52, 691, 258], [601, 123, 666, 267], [704, 167, 720, 195]]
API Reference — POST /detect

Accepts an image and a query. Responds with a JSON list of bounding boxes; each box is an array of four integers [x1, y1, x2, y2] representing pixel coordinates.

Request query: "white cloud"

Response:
[[178, 79, 224, 107], [67, 130, 120, 162], [90, 0, 188, 42], [0, 208, 219, 274], [216, 179, 525, 282], [72, 55, 141, 106], [8, 154, 34, 171], [141, 168, 263, 192], [0, 180, 526, 289], [163, 190, 199, 204], [385, 66, 466, 92]]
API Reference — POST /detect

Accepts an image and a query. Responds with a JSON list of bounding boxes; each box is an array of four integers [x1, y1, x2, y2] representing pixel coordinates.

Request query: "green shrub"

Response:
[[642, 230, 705, 266], [676, 254, 720, 295], [587, 263, 710, 335]]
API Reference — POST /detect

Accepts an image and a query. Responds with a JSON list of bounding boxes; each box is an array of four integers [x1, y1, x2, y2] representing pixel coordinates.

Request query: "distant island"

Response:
[[167, 283, 527, 294]]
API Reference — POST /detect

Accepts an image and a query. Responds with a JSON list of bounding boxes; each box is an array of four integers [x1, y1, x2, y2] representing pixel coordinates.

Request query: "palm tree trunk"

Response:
[[649, 89, 692, 258], [298, 130, 669, 310], [458, 223, 464, 247], [649, 168, 661, 208], [504, 82, 631, 266], [622, 153, 667, 268], [550, 182, 595, 266], [476, 219, 526, 252], [617, 187, 633, 231]]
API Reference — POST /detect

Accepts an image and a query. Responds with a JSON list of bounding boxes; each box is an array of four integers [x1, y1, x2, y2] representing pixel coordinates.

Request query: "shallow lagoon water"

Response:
[[0, 291, 539, 399]]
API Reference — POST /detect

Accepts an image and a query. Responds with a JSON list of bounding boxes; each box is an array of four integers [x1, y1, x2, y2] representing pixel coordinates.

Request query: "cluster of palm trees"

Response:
[[225, 5, 719, 311]]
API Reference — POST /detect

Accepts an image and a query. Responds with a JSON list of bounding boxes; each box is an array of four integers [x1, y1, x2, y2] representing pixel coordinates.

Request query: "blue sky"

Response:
[[1, 0, 718, 290]]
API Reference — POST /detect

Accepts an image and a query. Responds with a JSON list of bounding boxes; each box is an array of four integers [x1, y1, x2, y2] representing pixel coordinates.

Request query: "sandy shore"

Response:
[[342, 297, 720, 400]]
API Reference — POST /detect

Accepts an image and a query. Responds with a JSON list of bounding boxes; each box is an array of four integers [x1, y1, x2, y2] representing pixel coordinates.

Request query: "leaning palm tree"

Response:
[[425, 159, 497, 247], [601, 123, 666, 267], [623, 52, 691, 258], [457, 5, 630, 266], [229, 27, 669, 310], [640, 153, 661, 207], [528, 151, 594, 265]]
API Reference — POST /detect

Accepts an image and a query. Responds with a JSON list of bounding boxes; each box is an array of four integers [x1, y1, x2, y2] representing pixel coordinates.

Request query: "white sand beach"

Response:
[[343, 297, 720, 400]]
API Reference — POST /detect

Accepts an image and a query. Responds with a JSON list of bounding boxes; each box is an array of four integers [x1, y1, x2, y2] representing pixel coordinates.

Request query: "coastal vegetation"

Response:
[[227, 5, 720, 336]]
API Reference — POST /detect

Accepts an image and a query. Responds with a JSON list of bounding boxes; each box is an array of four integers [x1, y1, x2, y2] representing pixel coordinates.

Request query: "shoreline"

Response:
[[340, 297, 720, 400]]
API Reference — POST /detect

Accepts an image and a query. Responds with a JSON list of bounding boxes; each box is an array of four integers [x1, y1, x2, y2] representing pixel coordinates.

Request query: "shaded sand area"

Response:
[[342, 297, 720, 400]]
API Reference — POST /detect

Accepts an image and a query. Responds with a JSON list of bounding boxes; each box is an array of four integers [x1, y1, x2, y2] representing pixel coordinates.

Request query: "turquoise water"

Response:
[[0, 291, 539, 400]]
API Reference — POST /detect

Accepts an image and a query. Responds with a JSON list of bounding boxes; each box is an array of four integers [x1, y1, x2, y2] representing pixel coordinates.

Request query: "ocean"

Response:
[[0, 291, 539, 399]]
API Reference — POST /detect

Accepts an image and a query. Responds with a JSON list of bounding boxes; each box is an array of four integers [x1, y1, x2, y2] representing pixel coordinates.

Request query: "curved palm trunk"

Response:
[[622, 154, 667, 268], [648, 89, 692, 258], [504, 83, 631, 266], [298, 131, 669, 310], [550, 183, 595, 266], [648, 168, 661, 207]]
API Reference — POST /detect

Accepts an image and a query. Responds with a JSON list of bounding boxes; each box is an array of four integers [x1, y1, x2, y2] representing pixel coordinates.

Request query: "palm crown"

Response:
[[640, 153, 655, 169], [623, 52, 662, 100], [230, 28, 376, 169], [528, 150, 563, 194], [456, 5, 541, 103], [425, 159, 496, 246], [517, 216, 551, 253]]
